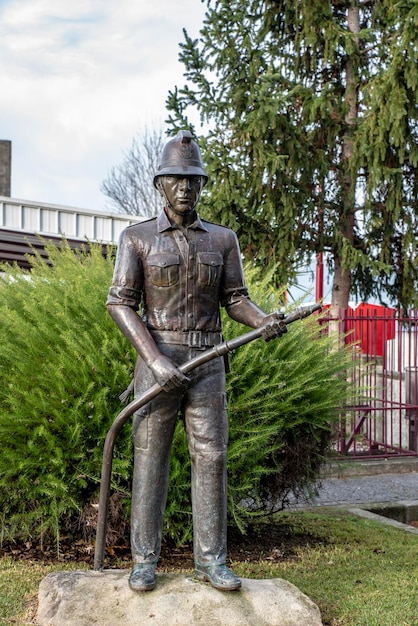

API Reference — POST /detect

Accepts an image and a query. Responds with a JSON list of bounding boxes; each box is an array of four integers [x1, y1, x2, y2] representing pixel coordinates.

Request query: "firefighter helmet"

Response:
[[153, 130, 208, 188]]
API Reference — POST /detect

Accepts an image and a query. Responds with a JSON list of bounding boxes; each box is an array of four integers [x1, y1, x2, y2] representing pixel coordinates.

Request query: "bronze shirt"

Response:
[[107, 210, 250, 333]]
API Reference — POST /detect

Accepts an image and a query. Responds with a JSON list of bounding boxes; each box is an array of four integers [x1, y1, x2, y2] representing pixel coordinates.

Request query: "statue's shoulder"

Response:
[[126, 216, 157, 229], [123, 217, 157, 235]]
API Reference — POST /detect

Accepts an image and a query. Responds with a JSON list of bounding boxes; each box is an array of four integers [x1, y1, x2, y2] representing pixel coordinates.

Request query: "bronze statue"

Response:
[[106, 130, 286, 592]]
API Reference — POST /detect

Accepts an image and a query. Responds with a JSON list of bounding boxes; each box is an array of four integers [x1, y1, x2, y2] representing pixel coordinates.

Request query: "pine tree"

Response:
[[166, 0, 418, 312]]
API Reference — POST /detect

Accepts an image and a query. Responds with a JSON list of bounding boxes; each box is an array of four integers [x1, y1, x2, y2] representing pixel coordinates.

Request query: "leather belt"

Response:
[[149, 329, 223, 349]]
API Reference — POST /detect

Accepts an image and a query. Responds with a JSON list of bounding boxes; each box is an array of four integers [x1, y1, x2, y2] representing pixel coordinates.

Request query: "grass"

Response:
[[0, 559, 88, 626], [233, 509, 418, 626], [1, 509, 418, 625]]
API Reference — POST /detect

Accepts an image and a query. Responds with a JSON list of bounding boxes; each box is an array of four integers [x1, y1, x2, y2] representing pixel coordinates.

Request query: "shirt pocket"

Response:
[[147, 253, 180, 287], [197, 252, 224, 287]]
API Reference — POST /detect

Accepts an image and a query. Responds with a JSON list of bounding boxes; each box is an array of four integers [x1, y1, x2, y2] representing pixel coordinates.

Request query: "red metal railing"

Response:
[[326, 307, 418, 459]]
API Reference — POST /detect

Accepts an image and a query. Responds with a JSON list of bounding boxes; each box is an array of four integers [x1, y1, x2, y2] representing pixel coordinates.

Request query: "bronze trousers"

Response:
[[131, 342, 228, 567]]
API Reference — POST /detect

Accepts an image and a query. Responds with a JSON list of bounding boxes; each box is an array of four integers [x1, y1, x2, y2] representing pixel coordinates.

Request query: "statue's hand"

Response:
[[148, 354, 190, 391], [260, 312, 288, 342]]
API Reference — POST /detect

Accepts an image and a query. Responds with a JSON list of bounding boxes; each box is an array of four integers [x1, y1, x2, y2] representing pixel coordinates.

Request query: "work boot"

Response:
[[129, 563, 156, 592], [194, 563, 241, 591]]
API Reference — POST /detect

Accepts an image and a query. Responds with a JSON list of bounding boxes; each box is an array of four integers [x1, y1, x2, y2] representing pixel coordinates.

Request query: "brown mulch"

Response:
[[0, 522, 323, 571]]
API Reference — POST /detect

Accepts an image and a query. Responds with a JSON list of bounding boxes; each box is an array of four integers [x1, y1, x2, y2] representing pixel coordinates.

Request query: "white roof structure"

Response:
[[0, 196, 140, 268]]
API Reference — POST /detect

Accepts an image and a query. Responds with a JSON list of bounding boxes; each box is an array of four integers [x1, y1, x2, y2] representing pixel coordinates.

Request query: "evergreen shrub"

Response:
[[0, 242, 134, 547], [0, 244, 352, 547]]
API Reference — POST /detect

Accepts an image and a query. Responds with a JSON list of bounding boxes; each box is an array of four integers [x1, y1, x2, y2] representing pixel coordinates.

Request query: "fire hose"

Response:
[[94, 302, 321, 570]]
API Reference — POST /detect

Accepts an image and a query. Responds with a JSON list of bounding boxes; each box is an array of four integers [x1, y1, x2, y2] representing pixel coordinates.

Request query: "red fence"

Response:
[[326, 305, 418, 459]]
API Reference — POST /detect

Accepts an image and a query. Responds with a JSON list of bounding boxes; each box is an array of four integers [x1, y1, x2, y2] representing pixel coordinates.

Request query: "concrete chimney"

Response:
[[0, 140, 12, 196]]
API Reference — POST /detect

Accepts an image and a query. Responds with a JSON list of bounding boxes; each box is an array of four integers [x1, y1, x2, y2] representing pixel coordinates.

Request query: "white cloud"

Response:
[[0, 0, 206, 209]]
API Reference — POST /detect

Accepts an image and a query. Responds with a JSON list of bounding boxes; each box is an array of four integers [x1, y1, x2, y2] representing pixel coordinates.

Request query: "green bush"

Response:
[[0, 242, 134, 546], [0, 244, 352, 547]]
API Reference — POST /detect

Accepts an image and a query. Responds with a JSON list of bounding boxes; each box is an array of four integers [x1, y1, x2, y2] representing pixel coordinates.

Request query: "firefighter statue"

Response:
[[106, 130, 286, 592]]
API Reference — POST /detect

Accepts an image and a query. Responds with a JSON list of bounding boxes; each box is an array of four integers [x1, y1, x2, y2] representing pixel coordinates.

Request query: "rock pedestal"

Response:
[[36, 570, 323, 626]]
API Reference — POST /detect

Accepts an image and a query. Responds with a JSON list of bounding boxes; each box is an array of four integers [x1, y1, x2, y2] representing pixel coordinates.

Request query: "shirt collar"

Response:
[[157, 209, 209, 233]]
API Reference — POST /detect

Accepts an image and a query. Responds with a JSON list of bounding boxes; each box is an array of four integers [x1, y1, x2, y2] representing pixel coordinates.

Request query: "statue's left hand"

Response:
[[260, 312, 288, 342]]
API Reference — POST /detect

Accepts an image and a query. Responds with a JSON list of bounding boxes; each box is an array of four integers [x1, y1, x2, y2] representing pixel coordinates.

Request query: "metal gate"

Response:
[[328, 307, 418, 459]]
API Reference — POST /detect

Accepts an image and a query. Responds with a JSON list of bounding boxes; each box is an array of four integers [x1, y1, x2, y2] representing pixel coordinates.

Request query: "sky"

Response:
[[0, 0, 207, 211]]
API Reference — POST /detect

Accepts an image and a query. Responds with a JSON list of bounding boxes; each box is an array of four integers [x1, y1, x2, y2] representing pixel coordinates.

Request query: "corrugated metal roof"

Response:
[[0, 227, 96, 268]]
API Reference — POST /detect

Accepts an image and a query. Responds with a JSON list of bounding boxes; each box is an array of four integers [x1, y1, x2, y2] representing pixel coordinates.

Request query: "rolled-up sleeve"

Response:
[[220, 230, 250, 308], [106, 228, 143, 310]]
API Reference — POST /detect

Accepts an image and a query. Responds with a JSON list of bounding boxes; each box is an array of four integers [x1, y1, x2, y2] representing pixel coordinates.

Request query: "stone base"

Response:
[[36, 570, 323, 626]]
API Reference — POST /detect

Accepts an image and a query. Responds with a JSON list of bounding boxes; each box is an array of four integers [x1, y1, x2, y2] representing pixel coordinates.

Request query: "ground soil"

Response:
[[0, 521, 321, 571]]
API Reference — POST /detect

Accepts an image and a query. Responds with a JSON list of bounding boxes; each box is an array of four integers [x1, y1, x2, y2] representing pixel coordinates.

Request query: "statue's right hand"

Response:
[[148, 354, 190, 392]]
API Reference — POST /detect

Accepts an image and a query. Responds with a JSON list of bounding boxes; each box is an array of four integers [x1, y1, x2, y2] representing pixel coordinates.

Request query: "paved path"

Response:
[[312, 471, 418, 506], [289, 469, 418, 508]]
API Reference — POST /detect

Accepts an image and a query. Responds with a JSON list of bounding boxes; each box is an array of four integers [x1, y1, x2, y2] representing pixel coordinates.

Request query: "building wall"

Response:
[[0, 141, 12, 197]]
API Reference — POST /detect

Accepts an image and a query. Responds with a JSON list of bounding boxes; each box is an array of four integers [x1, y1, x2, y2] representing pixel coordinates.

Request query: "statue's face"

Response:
[[159, 175, 202, 215]]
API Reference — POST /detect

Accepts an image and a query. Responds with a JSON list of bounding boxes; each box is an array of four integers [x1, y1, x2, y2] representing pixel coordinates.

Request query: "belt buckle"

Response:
[[188, 330, 202, 348]]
